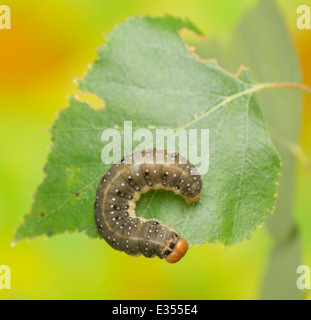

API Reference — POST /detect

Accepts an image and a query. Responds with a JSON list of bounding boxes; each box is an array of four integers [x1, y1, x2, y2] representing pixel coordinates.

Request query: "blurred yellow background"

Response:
[[0, 0, 310, 299]]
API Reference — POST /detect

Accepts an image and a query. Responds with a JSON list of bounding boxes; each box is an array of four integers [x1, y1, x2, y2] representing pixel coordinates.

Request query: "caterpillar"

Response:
[[94, 148, 202, 263]]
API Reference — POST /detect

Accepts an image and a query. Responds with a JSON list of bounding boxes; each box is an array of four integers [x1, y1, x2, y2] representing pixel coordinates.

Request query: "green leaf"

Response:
[[13, 15, 281, 247]]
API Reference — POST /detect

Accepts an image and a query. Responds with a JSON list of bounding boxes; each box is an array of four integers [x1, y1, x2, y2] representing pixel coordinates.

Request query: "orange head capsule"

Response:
[[165, 237, 188, 263]]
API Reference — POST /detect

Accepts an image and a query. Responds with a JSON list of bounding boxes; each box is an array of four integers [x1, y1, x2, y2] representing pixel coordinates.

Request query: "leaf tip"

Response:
[[11, 228, 23, 247]]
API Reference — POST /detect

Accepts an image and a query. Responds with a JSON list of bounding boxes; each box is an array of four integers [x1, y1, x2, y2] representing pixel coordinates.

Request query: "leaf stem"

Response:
[[151, 81, 311, 158], [176, 81, 311, 131], [256, 82, 311, 95]]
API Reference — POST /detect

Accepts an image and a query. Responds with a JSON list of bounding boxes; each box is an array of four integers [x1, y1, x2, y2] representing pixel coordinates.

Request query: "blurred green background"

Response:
[[0, 0, 310, 299]]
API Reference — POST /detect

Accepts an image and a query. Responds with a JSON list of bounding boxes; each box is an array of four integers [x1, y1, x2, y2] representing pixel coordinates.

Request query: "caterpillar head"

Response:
[[165, 237, 188, 263]]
